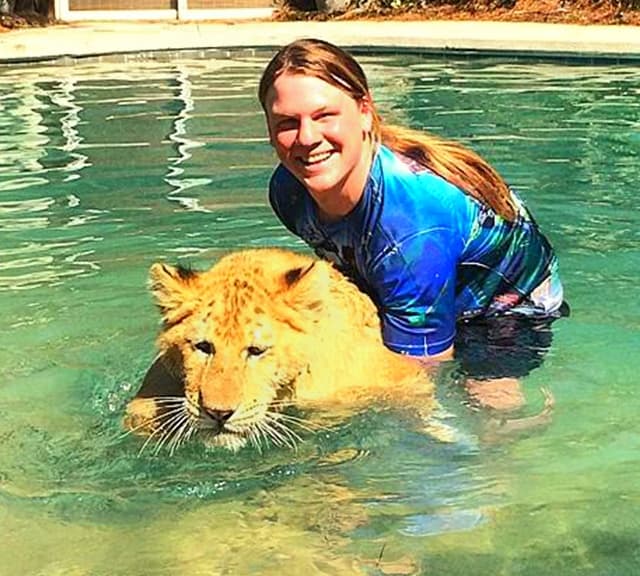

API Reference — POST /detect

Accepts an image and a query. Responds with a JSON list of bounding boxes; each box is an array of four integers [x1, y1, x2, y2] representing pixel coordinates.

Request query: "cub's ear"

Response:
[[281, 260, 330, 313], [148, 263, 198, 324]]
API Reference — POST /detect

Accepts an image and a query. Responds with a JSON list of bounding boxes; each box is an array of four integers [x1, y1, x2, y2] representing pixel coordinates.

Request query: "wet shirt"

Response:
[[269, 145, 561, 356]]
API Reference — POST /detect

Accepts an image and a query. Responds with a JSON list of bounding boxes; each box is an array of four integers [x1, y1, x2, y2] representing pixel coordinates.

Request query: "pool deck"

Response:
[[1, 18, 640, 64]]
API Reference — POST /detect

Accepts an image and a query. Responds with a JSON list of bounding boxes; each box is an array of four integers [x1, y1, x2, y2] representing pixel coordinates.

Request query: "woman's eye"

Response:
[[247, 345, 267, 357], [276, 119, 298, 131], [194, 340, 215, 355]]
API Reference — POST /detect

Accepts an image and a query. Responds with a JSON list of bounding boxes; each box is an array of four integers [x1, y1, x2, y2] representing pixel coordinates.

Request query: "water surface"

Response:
[[1, 51, 639, 576]]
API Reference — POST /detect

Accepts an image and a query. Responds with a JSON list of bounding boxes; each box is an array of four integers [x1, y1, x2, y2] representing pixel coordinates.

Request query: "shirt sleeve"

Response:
[[370, 228, 461, 356]]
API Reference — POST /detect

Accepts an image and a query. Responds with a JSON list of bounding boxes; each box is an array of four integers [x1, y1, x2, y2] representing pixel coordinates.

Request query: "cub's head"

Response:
[[126, 249, 332, 452]]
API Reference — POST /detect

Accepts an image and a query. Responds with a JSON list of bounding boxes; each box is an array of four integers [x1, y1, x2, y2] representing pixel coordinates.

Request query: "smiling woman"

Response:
[[257, 38, 568, 388], [264, 72, 375, 221]]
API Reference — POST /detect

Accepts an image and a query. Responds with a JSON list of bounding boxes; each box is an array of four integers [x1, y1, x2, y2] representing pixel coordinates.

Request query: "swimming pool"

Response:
[[1, 51, 639, 575]]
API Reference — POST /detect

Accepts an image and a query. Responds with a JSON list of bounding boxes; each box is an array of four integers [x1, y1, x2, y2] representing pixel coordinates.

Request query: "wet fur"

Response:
[[124, 248, 433, 452]]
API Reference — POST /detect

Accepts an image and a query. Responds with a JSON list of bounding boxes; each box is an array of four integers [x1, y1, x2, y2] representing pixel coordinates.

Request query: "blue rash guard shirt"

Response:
[[269, 145, 563, 356]]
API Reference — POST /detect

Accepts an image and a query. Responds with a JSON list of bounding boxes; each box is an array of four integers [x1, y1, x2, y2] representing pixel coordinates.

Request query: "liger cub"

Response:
[[124, 248, 435, 452]]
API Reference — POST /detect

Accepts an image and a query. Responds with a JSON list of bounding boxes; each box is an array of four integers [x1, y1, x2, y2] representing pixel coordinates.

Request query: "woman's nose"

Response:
[[296, 117, 321, 146]]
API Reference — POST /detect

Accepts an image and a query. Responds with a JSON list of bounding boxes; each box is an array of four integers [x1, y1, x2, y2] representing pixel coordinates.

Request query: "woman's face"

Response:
[[264, 72, 373, 207]]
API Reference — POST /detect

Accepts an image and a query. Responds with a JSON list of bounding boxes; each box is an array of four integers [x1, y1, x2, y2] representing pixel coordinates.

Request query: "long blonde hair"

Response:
[[258, 38, 518, 221]]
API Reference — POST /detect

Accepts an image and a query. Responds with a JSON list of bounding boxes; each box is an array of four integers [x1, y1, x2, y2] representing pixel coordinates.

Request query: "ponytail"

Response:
[[377, 124, 518, 222]]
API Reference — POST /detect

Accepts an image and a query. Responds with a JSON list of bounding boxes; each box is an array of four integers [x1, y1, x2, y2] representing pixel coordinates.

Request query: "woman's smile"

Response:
[[298, 149, 335, 171], [301, 150, 334, 166], [265, 72, 373, 217]]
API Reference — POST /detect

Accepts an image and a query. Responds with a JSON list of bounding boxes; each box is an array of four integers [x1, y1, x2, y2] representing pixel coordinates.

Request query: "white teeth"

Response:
[[303, 151, 332, 165]]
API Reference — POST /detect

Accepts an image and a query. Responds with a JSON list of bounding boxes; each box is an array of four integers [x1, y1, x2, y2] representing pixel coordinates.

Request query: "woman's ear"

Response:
[[360, 94, 374, 134], [265, 117, 276, 148]]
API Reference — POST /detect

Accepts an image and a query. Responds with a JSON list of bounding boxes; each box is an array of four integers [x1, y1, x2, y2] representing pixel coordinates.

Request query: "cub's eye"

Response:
[[194, 340, 215, 355], [247, 345, 267, 358]]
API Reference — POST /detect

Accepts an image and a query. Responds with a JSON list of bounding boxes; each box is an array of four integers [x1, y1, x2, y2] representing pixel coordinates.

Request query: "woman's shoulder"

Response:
[[378, 145, 462, 194], [377, 145, 473, 214], [377, 144, 421, 174]]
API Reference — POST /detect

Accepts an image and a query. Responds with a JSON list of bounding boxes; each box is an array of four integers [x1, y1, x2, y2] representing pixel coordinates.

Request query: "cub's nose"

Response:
[[204, 408, 234, 425]]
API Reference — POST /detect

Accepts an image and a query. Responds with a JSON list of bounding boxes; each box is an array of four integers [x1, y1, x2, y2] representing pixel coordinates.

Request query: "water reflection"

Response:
[[165, 62, 210, 211], [0, 58, 275, 290]]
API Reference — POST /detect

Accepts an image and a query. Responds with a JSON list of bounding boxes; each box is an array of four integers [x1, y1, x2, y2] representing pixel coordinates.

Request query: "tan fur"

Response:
[[124, 248, 434, 451]]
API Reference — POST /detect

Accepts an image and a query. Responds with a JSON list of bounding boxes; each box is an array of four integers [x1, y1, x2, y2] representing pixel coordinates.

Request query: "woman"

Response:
[[258, 38, 567, 408]]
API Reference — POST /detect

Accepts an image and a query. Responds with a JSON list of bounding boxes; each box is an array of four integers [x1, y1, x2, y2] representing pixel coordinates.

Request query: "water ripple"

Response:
[[0, 52, 639, 576], [0, 177, 50, 193]]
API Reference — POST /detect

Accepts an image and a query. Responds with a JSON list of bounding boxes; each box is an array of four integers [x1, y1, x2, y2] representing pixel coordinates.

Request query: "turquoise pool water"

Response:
[[0, 51, 639, 575]]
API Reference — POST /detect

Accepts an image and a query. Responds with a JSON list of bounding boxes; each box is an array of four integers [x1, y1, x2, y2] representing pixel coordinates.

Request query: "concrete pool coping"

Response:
[[1, 19, 640, 64]]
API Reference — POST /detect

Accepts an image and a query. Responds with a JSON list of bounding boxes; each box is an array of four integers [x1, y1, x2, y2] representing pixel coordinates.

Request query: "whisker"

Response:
[[223, 405, 267, 452], [180, 416, 198, 446], [167, 416, 193, 456], [269, 417, 305, 451], [178, 418, 197, 449], [142, 396, 186, 405], [275, 412, 328, 433], [255, 420, 286, 449], [152, 424, 181, 456], [138, 423, 166, 456], [184, 422, 197, 443], [247, 427, 265, 454], [275, 428, 302, 451], [261, 416, 300, 450], [153, 409, 191, 455], [227, 403, 261, 429], [165, 407, 194, 455], [121, 403, 186, 439], [261, 401, 328, 430], [138, 407, 189, 456], [266, 411, 305, 439], [139, 394, 184, 402], [222, 400, 307, 452], [254, 421, 270, 450]]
